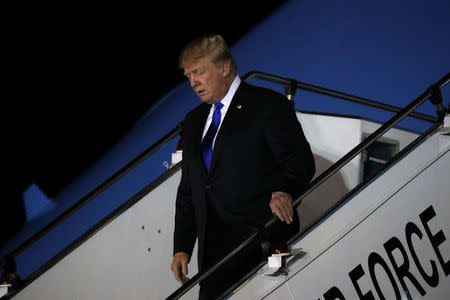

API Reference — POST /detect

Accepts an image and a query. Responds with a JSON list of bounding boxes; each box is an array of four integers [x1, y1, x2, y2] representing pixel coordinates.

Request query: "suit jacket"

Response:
[[173, 81, 315, 270]]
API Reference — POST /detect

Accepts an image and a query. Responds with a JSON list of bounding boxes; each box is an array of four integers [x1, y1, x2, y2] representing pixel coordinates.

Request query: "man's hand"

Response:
[[171, 252, 190, 285], [270, 191, 294, 224]]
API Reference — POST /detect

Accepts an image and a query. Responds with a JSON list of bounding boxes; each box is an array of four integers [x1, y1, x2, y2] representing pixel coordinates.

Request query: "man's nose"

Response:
[[189, 76, 198, 88]]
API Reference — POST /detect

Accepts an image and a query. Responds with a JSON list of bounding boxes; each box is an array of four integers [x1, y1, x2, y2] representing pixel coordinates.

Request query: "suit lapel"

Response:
[[208, 83, 248, 174], [193, 103, 211, 145], [191, 103, 211, 175]]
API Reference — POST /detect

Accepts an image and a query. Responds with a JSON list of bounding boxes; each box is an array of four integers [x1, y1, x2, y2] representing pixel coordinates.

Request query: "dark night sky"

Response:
[[4, 2, 288, 198]]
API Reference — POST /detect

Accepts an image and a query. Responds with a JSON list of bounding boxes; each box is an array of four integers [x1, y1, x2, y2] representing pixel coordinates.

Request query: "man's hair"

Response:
[[178, 34, 237, 75]]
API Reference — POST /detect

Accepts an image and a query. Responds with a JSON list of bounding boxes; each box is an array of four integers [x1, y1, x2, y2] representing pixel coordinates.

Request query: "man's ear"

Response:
[[222, 61, 230, 77]]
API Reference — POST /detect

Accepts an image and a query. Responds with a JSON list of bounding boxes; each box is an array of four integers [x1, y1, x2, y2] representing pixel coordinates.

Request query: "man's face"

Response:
[[183, 56, 229, 105]]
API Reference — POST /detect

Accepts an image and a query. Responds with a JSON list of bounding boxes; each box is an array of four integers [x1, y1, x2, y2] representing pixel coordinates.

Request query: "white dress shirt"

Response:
[[201, 75, 241, 148]]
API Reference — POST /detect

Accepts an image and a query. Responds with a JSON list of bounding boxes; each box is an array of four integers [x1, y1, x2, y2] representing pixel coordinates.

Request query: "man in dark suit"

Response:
[[171, 34, 315, 299]]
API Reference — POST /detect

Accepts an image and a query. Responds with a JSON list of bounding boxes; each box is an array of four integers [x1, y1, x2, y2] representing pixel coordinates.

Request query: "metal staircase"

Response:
[[1, 72, 448, 300]]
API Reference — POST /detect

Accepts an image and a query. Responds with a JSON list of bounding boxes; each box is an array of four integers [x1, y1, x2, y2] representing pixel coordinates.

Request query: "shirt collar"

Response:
[[215, 75, 241, 109]]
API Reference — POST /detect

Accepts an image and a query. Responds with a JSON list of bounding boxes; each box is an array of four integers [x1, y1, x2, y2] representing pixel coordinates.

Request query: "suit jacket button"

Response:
[[205, 184, 212, 190]]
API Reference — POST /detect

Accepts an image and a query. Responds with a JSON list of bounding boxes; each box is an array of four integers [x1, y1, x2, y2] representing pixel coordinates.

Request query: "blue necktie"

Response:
[[201, 102, 224, 171]]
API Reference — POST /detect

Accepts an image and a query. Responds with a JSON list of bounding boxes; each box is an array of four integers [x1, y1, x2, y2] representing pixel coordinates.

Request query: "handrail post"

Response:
[[428, 84, 447, 119], [284, 79, 297, 101]]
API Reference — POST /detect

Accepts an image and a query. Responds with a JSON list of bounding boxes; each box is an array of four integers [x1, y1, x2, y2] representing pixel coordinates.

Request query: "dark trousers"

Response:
[[198, 203, 299, 299], [199, 219, 264, 300]]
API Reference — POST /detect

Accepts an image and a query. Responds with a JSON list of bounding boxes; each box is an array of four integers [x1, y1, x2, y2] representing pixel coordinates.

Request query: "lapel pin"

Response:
[[237, 104, 242, 110]]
